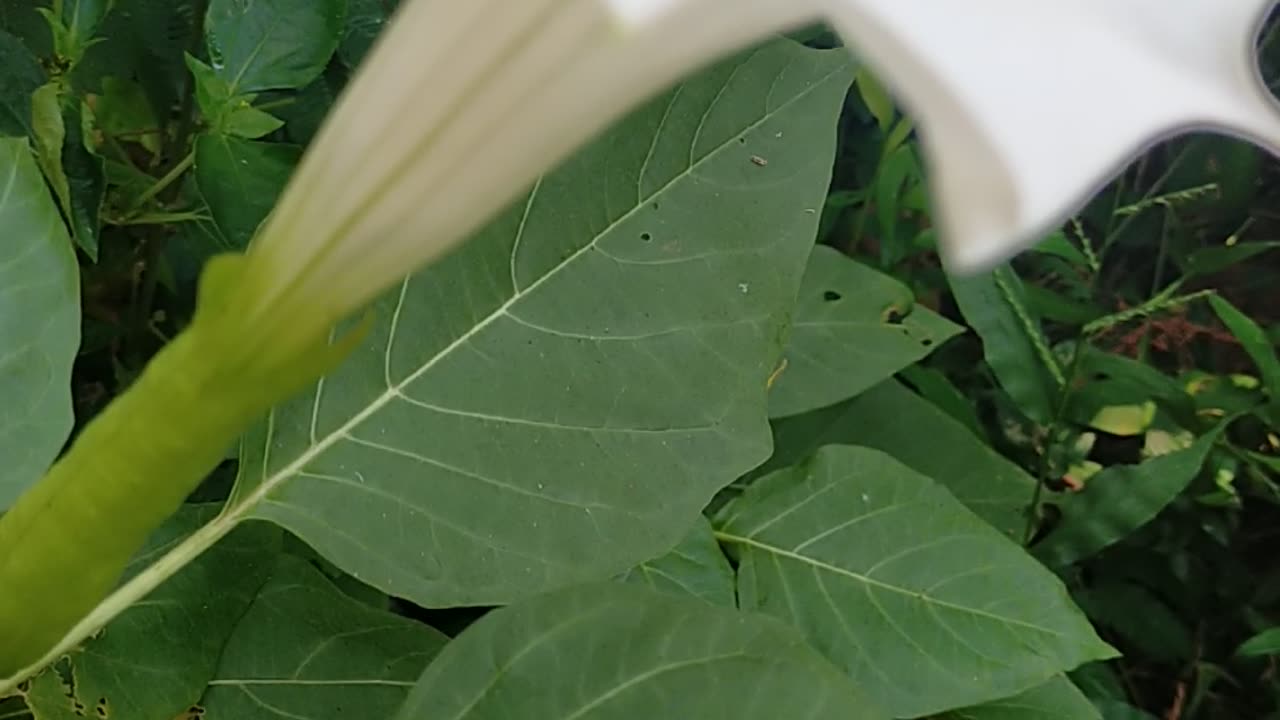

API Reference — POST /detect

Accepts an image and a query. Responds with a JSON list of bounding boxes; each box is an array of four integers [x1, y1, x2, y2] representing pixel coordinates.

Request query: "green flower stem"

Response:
[[0, 253, 359, 680]]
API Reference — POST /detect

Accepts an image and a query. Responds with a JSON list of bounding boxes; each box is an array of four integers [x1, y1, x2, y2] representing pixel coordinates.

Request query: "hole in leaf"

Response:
[[921, 338, 934, 347], [640, 232, 652, 242], [822, 290, 841, 302]]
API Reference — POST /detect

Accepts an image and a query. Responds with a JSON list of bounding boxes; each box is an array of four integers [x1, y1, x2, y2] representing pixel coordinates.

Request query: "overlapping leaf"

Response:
[[21, 506, 279, 720], [939, 676, 1102, 720], [205, 0, 345, 94], [1034, 425, 1225, 567], [199, 557, 448, 719], [619, 515, 735, 607], [220, 41, 854, 607], [717, 446, 1115, 717], [760, 380, 1035, 538], [950, 265, 1061, 423], [767, 245, 961, 418], [395, 583, 885, 720], [0, 138, 80, 509]]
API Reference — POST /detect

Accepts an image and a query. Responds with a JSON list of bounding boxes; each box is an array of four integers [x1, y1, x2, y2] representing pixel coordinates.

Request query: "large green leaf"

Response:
[[760, 380, 1035, 538], [194, 134, 300, 249], [394, 583, 885, 719], [939, 676, 1102, 720], [767, 245, 961, 418], [618, 515, 735, 607], [205, 0, 345, 94], [219, 41, 852, 606], [0, 138, 80, 510], [716, 446, 1115, 717], [199, 556, 448, 719], [950, 265, 1061, 423], [22, 506, 278, 720], [1033, 425, 1225, 568]]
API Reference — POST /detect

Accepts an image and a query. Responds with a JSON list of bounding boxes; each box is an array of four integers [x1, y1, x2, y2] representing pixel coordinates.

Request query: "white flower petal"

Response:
[[243, 0, 816, 337], [819, 0, 1280, 272]]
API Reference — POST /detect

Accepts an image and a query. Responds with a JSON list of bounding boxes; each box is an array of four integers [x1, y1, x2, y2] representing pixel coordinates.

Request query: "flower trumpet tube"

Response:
[[4, 0, 1280, 681]]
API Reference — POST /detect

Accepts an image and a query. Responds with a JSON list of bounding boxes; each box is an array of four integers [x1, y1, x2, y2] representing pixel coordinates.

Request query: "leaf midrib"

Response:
[[715, 531, 1067, 638], [228, 61, 852, 525]]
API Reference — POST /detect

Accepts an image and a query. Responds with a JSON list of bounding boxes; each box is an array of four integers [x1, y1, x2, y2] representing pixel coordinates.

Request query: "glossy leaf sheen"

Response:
[[199, 556, 448, 719], [717, 446, 1115, 717], [760, 380, 1035, 538], [0, 138, 80, 510], [618, 514, 735, 607], [229, 42, 854, 606], [394, 583, 884, 720], [767, 245, 961, 418]]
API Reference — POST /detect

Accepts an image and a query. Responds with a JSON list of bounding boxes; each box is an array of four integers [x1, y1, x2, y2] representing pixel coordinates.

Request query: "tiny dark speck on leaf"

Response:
[[640, 232, 652, 242], [822, 290, 841, 302], [882, 308, 906, 324]]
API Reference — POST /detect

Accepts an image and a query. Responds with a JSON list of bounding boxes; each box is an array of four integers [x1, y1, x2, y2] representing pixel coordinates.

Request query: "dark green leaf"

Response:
[[0, 137, 80, 510], [22, 505, 279, 720], [761, 380, 1035, 538], [1074, 583, 1193, 663], [227, 41, 853, 607], [1034, 425, 1226, 567], [1180, 240, 1280, 278], [29, 86, 104, 258], [939, 676, 1102, 720], [199, 556, 448, 719], [1024, 284, 1106, 326], [186, 54, 284, 138], [394, 583, 884, 720], [194, 133, 300, 249], [205, 0, 346, 94], [1210, 295, 1280, 404], [277, 71, 339, 145], [337, 0, 397, 70], [0, 29, 44, 137], [59, 99, 104, 259], [1237, 627, 1280, 657], [898, 365, 986, 438], [1074, 347, 1197, 427], [618, 515, 735, 607], [950, 265, 1061, 423], [1030, 231, 1091, 268], [717, 446, 1115, 717], [1093, 701, 1158, 720], [768, 245, 961, 418]]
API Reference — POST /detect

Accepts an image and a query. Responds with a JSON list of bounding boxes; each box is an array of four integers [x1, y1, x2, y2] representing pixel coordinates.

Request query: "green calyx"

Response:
[[0, 252, 365, 680]]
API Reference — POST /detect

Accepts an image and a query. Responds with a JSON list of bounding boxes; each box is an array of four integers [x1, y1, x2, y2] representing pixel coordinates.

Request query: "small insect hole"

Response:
[[640, 232, 652, 242], [883, 309, 906, 325], [921, 338, 934, 347], [822, 290, 841, 302]]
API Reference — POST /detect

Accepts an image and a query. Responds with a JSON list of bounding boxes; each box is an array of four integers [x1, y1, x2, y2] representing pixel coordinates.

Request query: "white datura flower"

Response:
[[240, 0, 1280, 343]]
